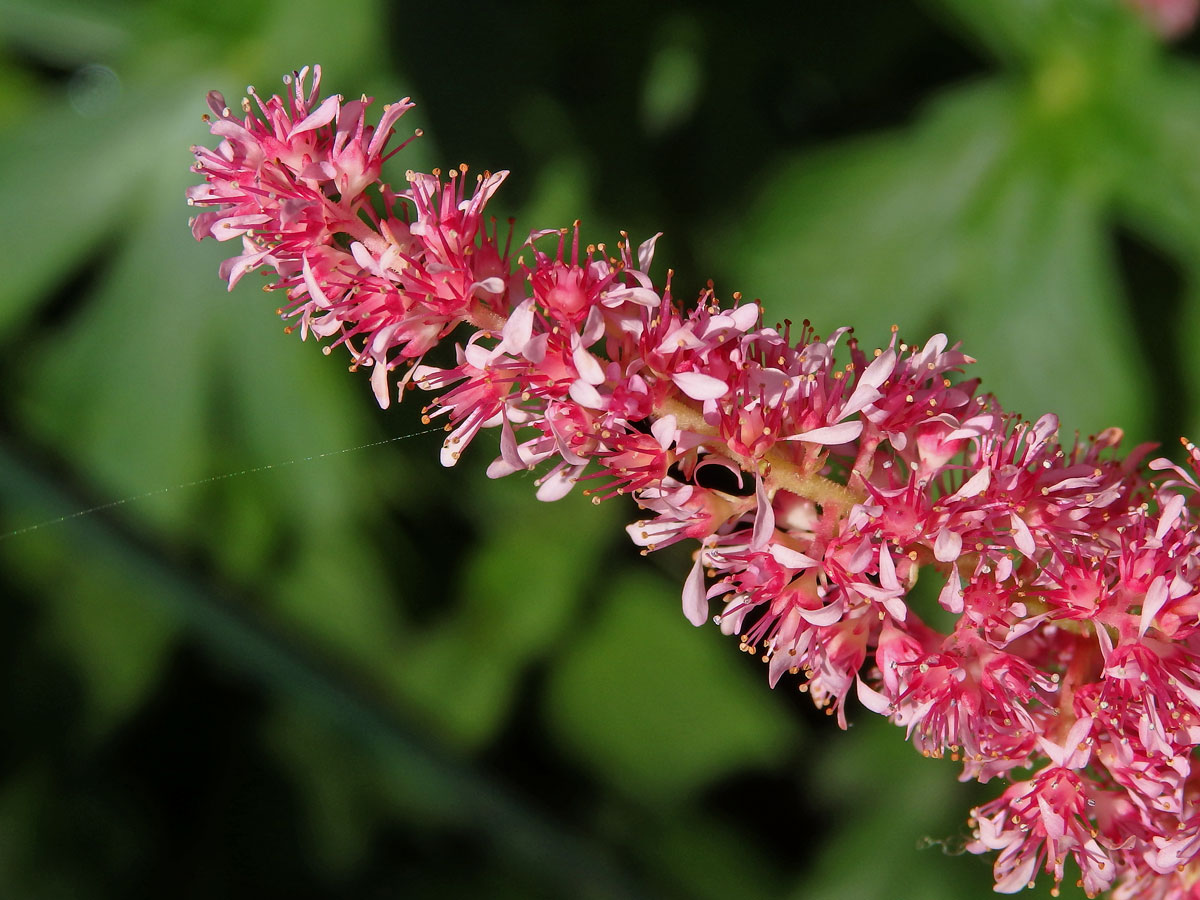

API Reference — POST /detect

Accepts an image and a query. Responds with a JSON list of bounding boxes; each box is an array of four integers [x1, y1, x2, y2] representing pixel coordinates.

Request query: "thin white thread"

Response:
[[1, 427, 441, 541]]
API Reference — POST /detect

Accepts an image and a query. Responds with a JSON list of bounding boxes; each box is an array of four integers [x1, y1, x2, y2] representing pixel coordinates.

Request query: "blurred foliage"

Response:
[[1, 0, 1198, 897]]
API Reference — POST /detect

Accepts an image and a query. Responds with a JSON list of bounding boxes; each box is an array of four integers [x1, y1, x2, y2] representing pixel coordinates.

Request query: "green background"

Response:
[[1, 1, 1197, 897]]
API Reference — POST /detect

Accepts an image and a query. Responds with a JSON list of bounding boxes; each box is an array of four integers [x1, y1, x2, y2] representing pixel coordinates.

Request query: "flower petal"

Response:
[[671, 371, 728, 400]]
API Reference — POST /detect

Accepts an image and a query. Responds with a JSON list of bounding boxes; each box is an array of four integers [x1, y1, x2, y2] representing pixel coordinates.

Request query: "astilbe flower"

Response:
[[189, 68, 1200, 898]]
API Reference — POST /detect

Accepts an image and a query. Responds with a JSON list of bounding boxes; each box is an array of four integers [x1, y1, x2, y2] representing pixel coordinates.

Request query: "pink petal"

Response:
[[370, 361, 391, 409], [499, 298, 535, 354], [650, 414, 677, 450], [682, 555, 709, 626], [671, 371, 728, 400], [769, 544, 818, 569], [938, 565, 964, 614], [301, 254, 332, 309], [933, 527, 962, 563], [1010, 513, 1036, 557], [729, 304, 761, 331], [798, 600, 844, 627], [1140, 574, 1170, 637], [841, 349, 896, 417], [535, 464, 581, 501], [568, 379, 605, 409], [572, 343, 606, 385], [497, 415, 523, 470], [367, 98, 415, 156], [786, 421, 863, 445], [288, 93, 341, 138], [636, 233, 661, 272], [950, 466, 990, 500], [750, 474, 775, 551], [856, 676, 892, 715], [1156, 493, 1186, 541], [878, 542, 899, 591]]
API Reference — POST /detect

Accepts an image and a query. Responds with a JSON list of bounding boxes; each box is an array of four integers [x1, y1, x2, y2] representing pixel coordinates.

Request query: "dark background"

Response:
[[2, 1, 1199, 897]]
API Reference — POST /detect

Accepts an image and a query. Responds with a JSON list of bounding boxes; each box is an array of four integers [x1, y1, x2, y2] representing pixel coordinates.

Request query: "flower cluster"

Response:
[[190, 69, 1200, 898]]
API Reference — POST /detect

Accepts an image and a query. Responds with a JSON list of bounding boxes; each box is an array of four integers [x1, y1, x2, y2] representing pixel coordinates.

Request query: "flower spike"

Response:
[[191, 70, 1200, 898]]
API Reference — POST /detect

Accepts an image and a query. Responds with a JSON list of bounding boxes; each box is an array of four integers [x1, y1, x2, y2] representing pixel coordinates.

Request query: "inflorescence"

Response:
[[189, 67, 1200, 898]]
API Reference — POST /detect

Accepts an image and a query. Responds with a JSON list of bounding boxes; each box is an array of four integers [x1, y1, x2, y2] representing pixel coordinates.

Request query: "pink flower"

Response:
[[188, 68, 512, 407], [190, 70, 1200, 897], [969, 739, 1117, 896]]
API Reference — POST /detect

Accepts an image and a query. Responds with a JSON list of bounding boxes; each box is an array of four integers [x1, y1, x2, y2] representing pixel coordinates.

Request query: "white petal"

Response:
[[606, 286, 661, 308]]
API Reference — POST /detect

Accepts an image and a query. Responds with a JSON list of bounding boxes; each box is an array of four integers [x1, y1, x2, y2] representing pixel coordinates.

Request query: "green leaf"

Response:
[[545, 569, 799, 807], [924, 0, 1135, 64], [788, 715, 996, 900], [0, 0, 131, 66], [726, 74, 1150, 441], [0, 88, 186, 338], [1113, 62, 1200, 266], [262, 704, 390, 875], [722, 81, 1019, 343], [1176, 283, 1200, 440], [640, 15, 703, 136], [6, 532, 178, 738], [396, 475, 623, 749], [954, 161, 1149, 441]]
